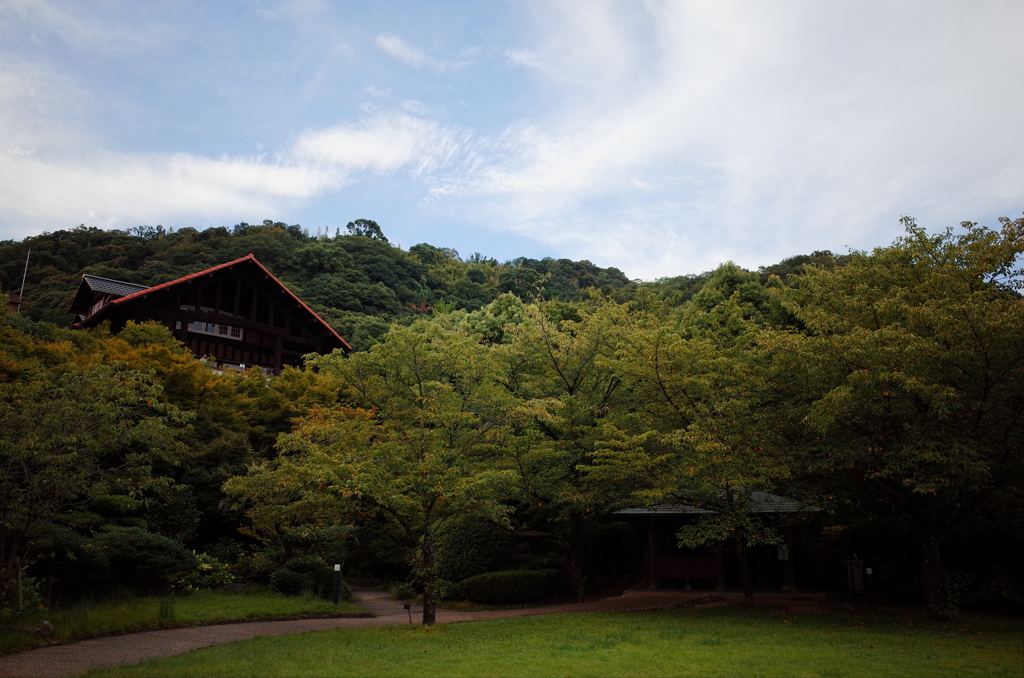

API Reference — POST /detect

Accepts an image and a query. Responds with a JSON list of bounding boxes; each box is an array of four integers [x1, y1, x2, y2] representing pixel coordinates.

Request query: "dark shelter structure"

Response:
[[69, 254, 351, 373], [616, 492, 820, 593]]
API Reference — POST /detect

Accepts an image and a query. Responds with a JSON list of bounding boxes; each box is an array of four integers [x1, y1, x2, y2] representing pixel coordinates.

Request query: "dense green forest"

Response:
[[1, 216, 1021, 623], [0, 219, 642, 351]]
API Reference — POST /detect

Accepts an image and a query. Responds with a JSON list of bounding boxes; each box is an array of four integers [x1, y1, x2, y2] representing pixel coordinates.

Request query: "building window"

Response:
[[187, 321, 243, 341]]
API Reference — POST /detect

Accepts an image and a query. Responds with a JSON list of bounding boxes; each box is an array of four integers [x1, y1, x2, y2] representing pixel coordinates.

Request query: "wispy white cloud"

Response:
[[424, 0, 1024, 278], [0, 1, 1019, 281], [288, 111, 469, 177], [504, 48, 541, 69], [375, 33, 471, 72], [399, 99, 430, 116], [0, 150, 336, 237], [364, 85, 391, 99]]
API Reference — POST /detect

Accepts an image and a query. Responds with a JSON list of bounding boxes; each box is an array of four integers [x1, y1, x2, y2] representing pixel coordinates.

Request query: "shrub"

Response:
[[435, 517, 519, 583], [436, 579, 460, 601], [0, 572, 43, 614], [285, 555, 327, 575], [269, 568, 307, 596], [92, 528, 197, 593], [460, 570, 548, 605], [390, 581, 416, 600], [333, 577, 352, 602], [173, 553, 235, 591]]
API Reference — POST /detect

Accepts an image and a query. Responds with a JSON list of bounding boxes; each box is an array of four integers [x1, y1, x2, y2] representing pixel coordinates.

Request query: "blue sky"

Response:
[[1, 0, 1021, 280]]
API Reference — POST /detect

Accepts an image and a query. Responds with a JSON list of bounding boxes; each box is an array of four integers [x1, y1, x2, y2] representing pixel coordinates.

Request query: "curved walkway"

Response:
[[0, 590, 703, 678]]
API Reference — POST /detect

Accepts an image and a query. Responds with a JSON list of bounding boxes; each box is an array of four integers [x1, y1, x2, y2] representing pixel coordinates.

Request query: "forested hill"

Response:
[[0, 219, 845, 349]]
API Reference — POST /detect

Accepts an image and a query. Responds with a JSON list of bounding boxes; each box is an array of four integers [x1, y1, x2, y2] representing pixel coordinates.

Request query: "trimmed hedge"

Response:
[[92, 527, 197, 593], [459, 570, 548, 605], [269, 568, 307, 596], [435, 517, 519, 583]]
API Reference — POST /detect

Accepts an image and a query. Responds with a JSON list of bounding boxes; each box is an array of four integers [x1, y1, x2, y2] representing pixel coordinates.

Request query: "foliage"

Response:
[[89, 528, 198, 593], [345, 219, 388, 242], [319, 574, 352, 603], [0, 358, 189, 601], [602, 268, 798, 603], [433, 517, 521, 583], [226, 320, 545, 623], [172, 553, 236, 592], [459, 569, 549, 604], [267, 556, 351, 600], [766, 216, 1024, 606], [0, 571, 43, 615], [269, 568, 308, 597], [0, 220, 636, 331], [498, 301, 654, 593], [4, 214, 1023, 613]]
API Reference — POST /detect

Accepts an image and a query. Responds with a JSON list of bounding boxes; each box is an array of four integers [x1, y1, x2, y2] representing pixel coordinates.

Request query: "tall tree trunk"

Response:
[[420, 528, 436, 625], [734, 538, 754, 606]]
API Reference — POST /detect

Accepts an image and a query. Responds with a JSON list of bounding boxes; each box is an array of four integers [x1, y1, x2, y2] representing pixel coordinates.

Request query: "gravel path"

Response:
[[0, 590, 702, 678]]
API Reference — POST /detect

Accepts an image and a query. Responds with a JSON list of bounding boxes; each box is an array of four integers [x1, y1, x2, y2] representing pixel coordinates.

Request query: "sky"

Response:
[[1, 0, 1021, 281]]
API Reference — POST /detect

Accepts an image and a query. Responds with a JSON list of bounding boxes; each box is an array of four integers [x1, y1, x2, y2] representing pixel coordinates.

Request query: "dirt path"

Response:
[[0, 590, 702, 678]]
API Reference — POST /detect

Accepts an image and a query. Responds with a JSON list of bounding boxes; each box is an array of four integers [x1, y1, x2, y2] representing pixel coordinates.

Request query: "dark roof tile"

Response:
[[82, 275, 150, 298]]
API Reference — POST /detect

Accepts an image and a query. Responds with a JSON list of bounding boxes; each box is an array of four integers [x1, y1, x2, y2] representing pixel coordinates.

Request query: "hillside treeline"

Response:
[[0, 219, 638, 350], [0, 216, 1021, 621], [0, 219, 853, 350]]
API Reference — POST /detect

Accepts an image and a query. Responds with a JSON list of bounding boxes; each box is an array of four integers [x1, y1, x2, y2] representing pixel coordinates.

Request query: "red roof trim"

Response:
[[74, 254, 352, 351], [106, 254, 256, 306]]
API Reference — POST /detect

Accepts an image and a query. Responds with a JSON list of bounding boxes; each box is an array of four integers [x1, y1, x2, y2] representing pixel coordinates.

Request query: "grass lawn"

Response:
[[81, 605, 1023, 678], [0, 588, 363, 655]]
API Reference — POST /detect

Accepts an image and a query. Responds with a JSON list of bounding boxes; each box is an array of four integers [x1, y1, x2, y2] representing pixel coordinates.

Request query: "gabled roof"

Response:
[[68, 275, 150, 317], [72, 254, 352, 351], [81, 275, 150, 298], [616, 491, 818, 516]]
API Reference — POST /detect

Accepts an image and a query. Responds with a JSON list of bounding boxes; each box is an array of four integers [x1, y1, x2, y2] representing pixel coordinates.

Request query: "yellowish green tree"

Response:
[[226, 321, 539, 623]]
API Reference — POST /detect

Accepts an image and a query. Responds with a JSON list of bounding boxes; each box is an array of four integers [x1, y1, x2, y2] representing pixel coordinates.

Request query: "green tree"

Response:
[[0, 362, 188, 601], [345, 219, 388, 242], [501, 301, 657, 595], [226, 321, 536, 623], [608, 292, 792, 604], [768, 217, 1024, 607]]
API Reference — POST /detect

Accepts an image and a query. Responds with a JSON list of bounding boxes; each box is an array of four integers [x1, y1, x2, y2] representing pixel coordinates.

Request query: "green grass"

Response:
[[0, 588, 363, 655], [81, 605, 1024, 677]]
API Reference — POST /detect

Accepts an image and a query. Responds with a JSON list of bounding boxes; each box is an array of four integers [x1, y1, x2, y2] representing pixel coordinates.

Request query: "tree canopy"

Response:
[[3, 214, 1021, 614]]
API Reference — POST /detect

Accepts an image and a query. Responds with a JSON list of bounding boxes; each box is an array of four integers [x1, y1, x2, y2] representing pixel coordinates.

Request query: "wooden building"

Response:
[[616, 492, 817, 592], [69, 254, 351, 373]]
